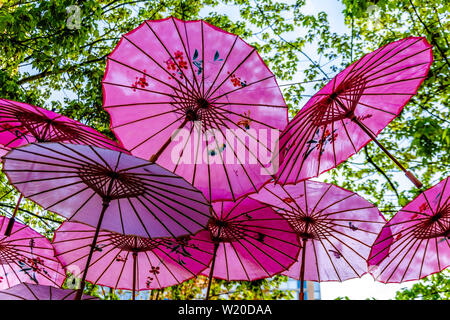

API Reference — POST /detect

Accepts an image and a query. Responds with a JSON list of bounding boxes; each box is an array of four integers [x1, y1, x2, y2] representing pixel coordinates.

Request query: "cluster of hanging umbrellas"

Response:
[[0, 17, 447, 301]]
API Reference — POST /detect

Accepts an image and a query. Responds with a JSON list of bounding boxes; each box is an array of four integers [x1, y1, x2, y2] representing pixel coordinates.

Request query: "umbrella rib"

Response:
[[314, 235, 342, 281], [204, 34, 239, 98], [113, 250, 131, 290]]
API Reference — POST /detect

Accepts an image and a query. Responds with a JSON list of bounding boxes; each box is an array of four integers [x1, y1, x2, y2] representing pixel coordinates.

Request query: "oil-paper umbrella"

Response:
[[275, 37, 432, 188], [0, 98, 127, 236], [368, 176, 449, 283], [200, 197, 300, 300], [52, 221, 214, 300], [0, 216, 65, 290], [103, 17, 288, 202], [251, 181, 386, 300], [0, 283, 98, 300], [1, 142, 212, 299]]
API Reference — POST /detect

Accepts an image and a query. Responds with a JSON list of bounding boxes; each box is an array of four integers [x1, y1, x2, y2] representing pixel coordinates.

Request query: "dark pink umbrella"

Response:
[[275, 37, 432, 189], [0, 283, 98, 300], [200, 197, 300, 300], [103, 17, 288, 202], [368, 176, 449, 283], [1, 142, 211, 299], [52, 221, 214, 299], [251, 181, 386, 300], [0, 216, 65, 290], [0, 98, 128, 236]]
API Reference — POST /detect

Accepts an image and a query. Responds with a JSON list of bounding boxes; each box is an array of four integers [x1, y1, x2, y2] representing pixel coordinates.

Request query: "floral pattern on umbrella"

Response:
[[368, 177, 450, 283]]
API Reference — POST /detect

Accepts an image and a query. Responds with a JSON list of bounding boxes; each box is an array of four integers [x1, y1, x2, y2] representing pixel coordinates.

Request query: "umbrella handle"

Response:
[[4, 194, 23, 237]]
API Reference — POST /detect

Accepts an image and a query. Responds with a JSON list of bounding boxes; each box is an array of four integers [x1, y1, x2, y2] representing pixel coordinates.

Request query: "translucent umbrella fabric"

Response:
[[53, 221, 214, 293], [251, 181, 386, 298], [103, 17, 288, 202]]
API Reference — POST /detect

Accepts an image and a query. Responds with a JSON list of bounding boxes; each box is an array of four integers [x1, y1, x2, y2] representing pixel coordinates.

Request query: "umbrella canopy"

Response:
[[2, 142, 211, 239], [103, 17, 288, 202], [2, 142, 212, 299], [0, 216, 65, 290], [275, 37, 432, 188], [0, 283, 98, 300], [368, 177, 450, 283], [0, 98, 126, 157], [0, 98, 128, 236], [250, 181, 386, 299], [200, 197, 300, 299], [52, 221, 214, 296]]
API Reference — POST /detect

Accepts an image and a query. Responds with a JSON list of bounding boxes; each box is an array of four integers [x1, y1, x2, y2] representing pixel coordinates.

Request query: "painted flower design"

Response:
[[149, 266, 160, 275], [228, 71, 247, 88], [131, 70, 149, 91]]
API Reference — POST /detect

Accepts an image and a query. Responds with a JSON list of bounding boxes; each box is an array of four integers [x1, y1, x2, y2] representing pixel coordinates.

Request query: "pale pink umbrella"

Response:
[[52, 221, 214, 299], [368, 176, 450, 283], [251, 181, 386, 300], [0, 98, 128, 236], [1, 142, 212, 299], [0, 283, 98, 300], [275, 37, 432, 189], [200, 197, 301, 300], [103, 17, 288, 202], [0, 216, 65, 290]]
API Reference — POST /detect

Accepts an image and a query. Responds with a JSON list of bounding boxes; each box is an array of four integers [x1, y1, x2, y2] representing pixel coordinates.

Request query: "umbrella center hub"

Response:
[[207, 218, 245, 243], [78, 165, 145, 200]]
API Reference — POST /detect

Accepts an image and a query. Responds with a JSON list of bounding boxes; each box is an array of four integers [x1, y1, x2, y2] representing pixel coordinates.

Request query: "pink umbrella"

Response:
[[200, 197, 300, 300], [0, 283, 98, 300], [0, 98, 128, 236], [251, 181, 386, 300], [52, 221, 214, 299], [275, 37, 432, 189], [368, 176, 449, 283], [1, 142, 211, 299], [103, 17, 288, 202], [0, 216, 65, 290]]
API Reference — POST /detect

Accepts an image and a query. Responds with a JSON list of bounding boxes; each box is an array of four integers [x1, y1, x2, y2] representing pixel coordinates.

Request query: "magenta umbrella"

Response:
[[102, 17, 288, 202], [251, 181, 386, 300], [52, 221, 214, 299], [0, 98, 128, 236], [1, 142, 212, 299], [275, 37, 432, 189], [0, 216, 65, 290], [0, 283, 98, 300], [200, 197, 300, 300], [368, 176, 449, 283]]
